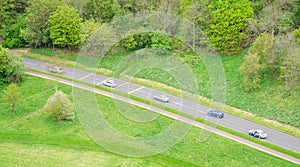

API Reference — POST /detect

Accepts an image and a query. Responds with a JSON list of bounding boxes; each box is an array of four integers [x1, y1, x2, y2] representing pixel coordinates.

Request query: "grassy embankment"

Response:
[[23, 48, 300, 138], [0, 75, 298, 166]]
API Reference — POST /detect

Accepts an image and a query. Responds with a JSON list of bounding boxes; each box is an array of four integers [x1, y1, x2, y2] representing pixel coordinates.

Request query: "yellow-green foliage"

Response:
[[207, 0, 253, 55], [49, 4, 82, 49]]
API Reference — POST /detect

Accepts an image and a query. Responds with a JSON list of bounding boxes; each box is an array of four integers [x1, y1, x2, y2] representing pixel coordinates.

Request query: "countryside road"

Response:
[[23, 58, 300, 155]]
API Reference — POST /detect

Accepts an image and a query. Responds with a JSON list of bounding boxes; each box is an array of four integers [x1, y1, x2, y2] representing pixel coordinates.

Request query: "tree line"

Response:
[[1, 0, 298, 52], [0, 0, 300, 93]]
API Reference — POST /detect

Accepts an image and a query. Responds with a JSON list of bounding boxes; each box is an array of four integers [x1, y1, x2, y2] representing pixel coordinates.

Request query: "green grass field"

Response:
[[0, 75, 298, 166]]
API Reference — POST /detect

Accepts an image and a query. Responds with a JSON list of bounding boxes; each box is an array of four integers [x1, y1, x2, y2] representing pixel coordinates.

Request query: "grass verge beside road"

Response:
[[14, 48, 300, 139], [25, 70, 300, 161], [0, 75, 298, 166]]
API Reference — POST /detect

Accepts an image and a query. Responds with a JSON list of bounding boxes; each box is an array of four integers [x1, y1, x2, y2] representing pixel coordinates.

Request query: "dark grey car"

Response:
[[207, 110, 224, 118]]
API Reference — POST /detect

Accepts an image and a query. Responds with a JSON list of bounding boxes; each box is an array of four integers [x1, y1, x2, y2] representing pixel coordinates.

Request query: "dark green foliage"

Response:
[[2, 15, 27, 48], [292, 0, 300, 28], [134, 33, 153, 49], [0, 0, 28, 47], [0, 46, 24, 84], [179, 0, 211, 30], [249, 0, 270, 17], [0, 46, 9, 84], [117, 0, 162, 13], [0, 0, 28, 31], [207, 0, 253, 55], [82, 0, 115, 23], [21, 0, 60, 48], [151, 32, 173, 50]]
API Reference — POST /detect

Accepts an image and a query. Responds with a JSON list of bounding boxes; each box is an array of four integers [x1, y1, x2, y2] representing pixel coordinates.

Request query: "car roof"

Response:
[[210, 110, 222, 113]]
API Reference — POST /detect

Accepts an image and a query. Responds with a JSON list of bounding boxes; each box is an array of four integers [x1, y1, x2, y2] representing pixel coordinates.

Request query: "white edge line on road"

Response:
[[78, 73, 94, 81], [96, 78, 110, 85], [128, 86, 144, 94], [25, 71, 300, 165], [115, 82, 128, 88]]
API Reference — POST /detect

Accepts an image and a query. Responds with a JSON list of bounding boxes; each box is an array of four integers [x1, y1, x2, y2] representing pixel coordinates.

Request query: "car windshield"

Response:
[[212, 110, 221, 113]]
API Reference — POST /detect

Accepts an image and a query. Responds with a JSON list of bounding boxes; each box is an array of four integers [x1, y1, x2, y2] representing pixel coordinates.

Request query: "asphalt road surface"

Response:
[[23, 58, 300, 154]]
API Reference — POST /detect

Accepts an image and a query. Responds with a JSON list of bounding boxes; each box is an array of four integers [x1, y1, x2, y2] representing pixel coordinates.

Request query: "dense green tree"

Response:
[[21, 0, 60, 47], [0, 0, 28, 45], [0, 46, 24, 83], [49, 5, 82, 50], [44, 90, 74, 121], [6, 53, 25, 83], [281, 49, 300, 95], [239, 53, 262, 91], [79, 19, 101, 47], [2, 83, 22, 113], [276, 33, 300, 95], [2, 14, 26, 48], [239, 33, 276, 91], [248, 33, 277, 76], [244, 0, 295, 46], [117, 0, 161, 13], [179, 0, 211, 30], [249, 0, 270, 17], [65, 0, 86, 15], [134, 33, 152, 49], [82, 0, 115, 23], [151, 32, 173, 50], [260, 3, 294, 36], [0, 0, 27, 30], [207, 0, 253, 55], [0, 46, 9, 84], [292, 0, 300, 27], [122, 35, 138, 50]]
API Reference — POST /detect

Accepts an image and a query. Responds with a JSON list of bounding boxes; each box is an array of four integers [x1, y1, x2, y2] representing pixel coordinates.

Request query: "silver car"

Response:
[[154, 94, 169, 103]]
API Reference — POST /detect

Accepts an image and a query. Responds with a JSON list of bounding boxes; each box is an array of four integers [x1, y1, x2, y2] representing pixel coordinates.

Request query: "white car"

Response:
[[248, 129, 267, 139], [103, 79, 117, 88], [154, 94, 169, 103]]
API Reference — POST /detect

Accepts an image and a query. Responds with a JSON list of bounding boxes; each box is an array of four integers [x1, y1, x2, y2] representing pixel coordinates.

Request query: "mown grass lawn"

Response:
[[0, 75, 298, 166]]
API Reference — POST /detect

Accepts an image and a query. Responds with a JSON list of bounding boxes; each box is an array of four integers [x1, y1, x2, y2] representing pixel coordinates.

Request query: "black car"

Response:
[[207, 110, 224, 118]]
